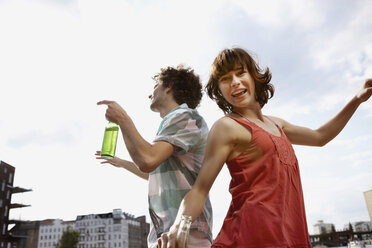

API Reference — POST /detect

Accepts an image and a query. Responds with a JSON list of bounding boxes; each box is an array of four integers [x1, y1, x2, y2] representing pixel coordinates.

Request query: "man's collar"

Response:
[[163, 103, 188, 119], [157, 103, 189, 134]]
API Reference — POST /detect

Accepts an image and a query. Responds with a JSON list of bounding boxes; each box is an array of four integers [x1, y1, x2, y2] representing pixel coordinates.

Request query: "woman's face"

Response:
[[217, 65, 256, 110]]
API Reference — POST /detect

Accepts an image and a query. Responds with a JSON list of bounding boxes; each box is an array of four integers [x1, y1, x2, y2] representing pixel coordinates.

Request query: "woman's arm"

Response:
[[272, 79, 372, 146], [157, 117, 238, 248]]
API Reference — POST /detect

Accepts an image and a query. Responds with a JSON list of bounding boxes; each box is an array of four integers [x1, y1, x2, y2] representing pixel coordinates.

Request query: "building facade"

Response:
[[75, 209, 149, 248], [9, 221, 41, 248], [25, 209, 150, 248], [0, 161, 14, 247], [38, 219, 75, 248], [0, 161, 14, 248], [0, 160, 31, 248], [343, 221, 372, 233], [365, 189, 372, 224], [313, 220, 335, 235]]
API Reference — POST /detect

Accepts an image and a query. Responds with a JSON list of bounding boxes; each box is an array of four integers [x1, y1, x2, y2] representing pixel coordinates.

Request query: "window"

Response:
[[4, 206, 8, 217], [8, 173, 12, 184]]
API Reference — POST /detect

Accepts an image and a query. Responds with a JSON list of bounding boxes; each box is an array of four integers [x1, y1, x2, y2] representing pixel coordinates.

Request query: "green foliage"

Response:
[[56, 226, 80, 248]]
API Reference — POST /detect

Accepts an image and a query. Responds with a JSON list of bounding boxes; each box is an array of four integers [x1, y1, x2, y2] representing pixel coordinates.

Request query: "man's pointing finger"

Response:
[[97, 100, 114, 105]]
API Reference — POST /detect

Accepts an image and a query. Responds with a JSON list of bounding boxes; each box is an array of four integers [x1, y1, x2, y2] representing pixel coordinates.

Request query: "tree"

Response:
[[57, 226, 80, 248]]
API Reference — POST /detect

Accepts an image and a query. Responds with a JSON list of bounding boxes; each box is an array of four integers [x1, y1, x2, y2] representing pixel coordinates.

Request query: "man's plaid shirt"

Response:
[[147, 103, 213, 246]]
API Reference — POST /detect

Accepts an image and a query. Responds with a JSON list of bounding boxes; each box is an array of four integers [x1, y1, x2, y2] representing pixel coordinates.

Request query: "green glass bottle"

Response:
[[101, 121, 119, 159]]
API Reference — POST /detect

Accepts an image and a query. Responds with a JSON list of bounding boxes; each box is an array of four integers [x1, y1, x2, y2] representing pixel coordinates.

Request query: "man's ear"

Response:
[[165, 83, 173, 94]]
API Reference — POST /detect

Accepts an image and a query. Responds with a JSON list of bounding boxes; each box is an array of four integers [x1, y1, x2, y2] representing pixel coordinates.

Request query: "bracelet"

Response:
[[176, 215, 192, 248]]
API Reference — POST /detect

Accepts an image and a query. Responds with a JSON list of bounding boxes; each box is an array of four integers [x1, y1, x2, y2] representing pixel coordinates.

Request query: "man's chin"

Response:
[[150, 104, 158, 112]]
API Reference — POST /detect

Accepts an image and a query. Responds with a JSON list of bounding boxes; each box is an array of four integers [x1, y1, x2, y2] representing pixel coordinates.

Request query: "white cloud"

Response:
[[310, 2, 372, 69], [332, 134, 372, 150], [232, 0, 324, 29], [7, 122, 83, 148], [266, 99, 312, 121]]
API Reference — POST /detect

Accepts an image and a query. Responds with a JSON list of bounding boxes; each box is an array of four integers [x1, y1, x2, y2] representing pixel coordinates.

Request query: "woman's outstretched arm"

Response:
[[272, 79, 372, 146]]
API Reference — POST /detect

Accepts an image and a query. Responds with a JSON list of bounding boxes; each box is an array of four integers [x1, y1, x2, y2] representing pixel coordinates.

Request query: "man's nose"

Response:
[[149, 94, 153, 100]]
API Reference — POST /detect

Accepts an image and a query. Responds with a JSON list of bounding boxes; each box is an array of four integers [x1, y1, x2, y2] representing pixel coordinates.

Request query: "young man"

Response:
[[97, 65, 213, 248]]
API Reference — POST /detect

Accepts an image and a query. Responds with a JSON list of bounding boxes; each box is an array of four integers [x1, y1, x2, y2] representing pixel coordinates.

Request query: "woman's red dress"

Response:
[[212, 116, 311, 248]]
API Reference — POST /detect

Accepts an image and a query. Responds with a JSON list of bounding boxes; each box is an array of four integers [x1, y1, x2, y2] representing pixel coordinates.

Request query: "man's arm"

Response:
[[271, 79, 372, 146], [97, 100, 175, 173], [95, 151, 149, 180]]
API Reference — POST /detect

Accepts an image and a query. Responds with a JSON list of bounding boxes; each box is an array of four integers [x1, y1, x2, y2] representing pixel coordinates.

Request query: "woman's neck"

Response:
[[232, 104, 264, 121]]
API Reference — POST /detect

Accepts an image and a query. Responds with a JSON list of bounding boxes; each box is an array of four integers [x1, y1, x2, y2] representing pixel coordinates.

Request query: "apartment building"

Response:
[[38, 219, 75, 248], [313, 220, 335, 234], [28, 209, 149, 248], [0, 160, 31, 248], [76, 209, 149, 248], [365, 189, 372, 224]]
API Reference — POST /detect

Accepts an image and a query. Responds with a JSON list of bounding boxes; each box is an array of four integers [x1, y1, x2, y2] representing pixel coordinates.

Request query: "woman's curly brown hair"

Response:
[[206, 47, 274, 114], [153, 65, 202, 109]]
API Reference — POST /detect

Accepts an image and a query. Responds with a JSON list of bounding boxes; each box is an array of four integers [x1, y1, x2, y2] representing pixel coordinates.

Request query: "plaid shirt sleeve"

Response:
[[153, 111, 202, 154]]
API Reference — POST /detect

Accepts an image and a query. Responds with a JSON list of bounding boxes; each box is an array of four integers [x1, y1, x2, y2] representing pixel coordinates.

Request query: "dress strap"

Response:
[[225, 115, 260, 136], [264, 116, 282, 130]]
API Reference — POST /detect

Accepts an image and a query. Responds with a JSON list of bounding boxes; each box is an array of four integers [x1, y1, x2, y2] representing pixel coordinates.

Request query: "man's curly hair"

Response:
[[153, 65, 202, 109], [206, 47, 274, 114]]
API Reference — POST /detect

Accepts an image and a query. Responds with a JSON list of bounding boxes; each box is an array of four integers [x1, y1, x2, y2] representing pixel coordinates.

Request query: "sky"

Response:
[[1, 0, 372, 237]]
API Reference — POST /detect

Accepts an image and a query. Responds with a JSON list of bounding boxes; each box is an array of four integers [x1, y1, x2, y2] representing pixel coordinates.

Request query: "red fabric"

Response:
[[212, 116, 311, 248]]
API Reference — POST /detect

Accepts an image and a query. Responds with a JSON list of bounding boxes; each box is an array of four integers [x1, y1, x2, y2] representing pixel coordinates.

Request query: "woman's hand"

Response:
[[356, 78, 372, 103], [156, 226, 179, 248]]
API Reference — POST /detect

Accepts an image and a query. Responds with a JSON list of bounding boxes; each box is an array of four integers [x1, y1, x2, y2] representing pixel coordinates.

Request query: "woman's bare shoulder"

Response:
[[211, 116, 239, 130], [210, 116, 252, 141]]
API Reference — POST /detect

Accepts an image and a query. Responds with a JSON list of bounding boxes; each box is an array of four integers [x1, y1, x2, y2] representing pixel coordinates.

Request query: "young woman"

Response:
[[158, 47, 372, 248]]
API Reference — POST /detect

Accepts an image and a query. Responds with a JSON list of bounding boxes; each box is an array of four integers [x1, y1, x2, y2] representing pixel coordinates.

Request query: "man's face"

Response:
[[149, 81, 167, 112]]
